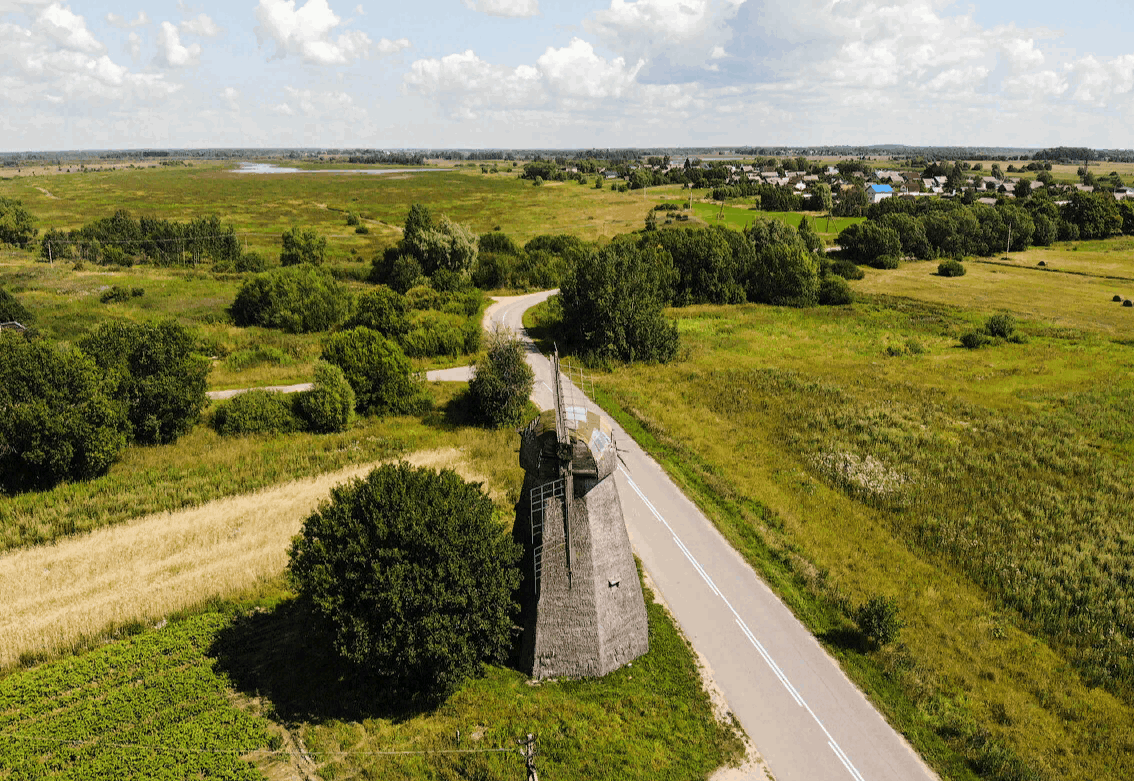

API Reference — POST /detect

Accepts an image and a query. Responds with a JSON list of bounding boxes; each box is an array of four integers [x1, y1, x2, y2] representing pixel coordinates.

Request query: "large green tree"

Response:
[[0, 332, 127, 490], [231, 265, 352, 333], [321, 327, 424, 415], [468, 330, 534, 428], [1062, 191, 1122, 240], [558, 241, 679, 363], [279, 226, 328, 266], [80, 319, 209, 445], [0, 198, 37, 248], [287, 462, 521, 701]]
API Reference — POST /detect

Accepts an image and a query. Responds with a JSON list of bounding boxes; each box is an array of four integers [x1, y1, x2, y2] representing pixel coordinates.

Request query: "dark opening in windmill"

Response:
[[514, 349, 649, 679]]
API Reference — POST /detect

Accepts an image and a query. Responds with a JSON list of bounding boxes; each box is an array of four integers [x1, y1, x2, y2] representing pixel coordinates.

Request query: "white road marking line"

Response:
[[619, 466, 867, 781]]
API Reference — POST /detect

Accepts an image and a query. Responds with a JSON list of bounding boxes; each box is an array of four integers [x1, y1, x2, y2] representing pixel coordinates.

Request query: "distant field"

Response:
[[689, 201, 864, 237], [852, 257, 1134, 338]]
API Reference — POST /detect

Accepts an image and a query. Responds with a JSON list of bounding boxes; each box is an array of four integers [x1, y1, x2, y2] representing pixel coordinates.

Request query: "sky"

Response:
[[3, 0, 1134, 151]]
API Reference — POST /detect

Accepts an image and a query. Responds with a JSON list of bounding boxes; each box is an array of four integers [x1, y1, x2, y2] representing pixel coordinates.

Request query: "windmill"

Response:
[[515, 349, 648, 679]]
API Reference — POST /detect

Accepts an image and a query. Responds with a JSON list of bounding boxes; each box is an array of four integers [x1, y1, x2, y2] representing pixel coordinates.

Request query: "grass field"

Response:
[[528, 284, 1134, 781], [689, 201, 864, 239]]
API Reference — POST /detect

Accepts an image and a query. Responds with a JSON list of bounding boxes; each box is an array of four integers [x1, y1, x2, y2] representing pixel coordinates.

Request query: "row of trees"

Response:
[[39, 210, 241, 266]]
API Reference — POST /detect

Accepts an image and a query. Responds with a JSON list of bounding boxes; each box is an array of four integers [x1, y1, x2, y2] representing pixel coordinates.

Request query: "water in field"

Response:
[[234, 162, 449, 175]]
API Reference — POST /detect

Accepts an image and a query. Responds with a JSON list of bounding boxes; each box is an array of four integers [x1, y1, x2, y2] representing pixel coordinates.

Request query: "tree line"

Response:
[[39, 210, 242, 266]]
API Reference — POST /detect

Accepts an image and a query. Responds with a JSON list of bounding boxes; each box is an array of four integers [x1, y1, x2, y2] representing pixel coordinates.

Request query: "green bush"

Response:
[[0, 197, 37, 248], [279, 226, 327, 266], [223, 345, 293, 372], [231, 265, 352, 333], [855, 595, 904, 647], [98, 285, 144, 303], [468, 331, 534, 428], [405, 284, 443, 311], [986, 313, 1018, 339], [294, 361, 355, 434], [212, 389, 301, 435], [347, 286, 410, 337], [354, 225, 369, 235], [370, 249, 424, 294], [401, 313, 466, 358], [0, 332, 127, 489], [80, 319, 208, 445], [938, 259, 966, 277], [829, 260, 865, 280], [478, 232, 521, 255], [321, 327, 425, 415], [748, 243, 821, 307], [345, 212, 361, 226], [871, 254, 901, 270], [0, 286, 32, 324], [818, 275, 853, 305], [960, 330, 993, 349], [287, 462, 521, 702]]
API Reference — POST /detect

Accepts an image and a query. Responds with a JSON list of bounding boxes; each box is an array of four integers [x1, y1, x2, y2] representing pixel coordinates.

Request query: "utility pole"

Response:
[[521, 734, 538, 781]]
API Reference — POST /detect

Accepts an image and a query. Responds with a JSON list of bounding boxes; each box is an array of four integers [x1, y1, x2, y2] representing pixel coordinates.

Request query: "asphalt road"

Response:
[[480, 290, 938, 781]]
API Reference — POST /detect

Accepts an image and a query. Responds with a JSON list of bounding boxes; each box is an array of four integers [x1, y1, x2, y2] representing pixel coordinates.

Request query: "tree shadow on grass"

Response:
[[818, 625, 872, 654], [208, 598, 432, 725]]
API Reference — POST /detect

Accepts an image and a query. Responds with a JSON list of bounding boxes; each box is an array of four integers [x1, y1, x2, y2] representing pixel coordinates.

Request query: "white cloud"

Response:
[[272, 102, 295, 115], [354, 3, 363, 13], [255, 0, 405, 66], [36, 3, 103, 54], [537, 38, 641, 99], [180, 13, 221, 38], [586, 0, 740, 71], [462, 0, 539, 18], [127, 30, 140, 59], [221, 86, 240, 111], [106, 10, 149, 29], [157, 21, 201, 67]]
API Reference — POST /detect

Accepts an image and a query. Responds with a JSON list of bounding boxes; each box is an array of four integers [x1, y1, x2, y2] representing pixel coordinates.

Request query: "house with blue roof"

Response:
[[867, 183, 893, 204]]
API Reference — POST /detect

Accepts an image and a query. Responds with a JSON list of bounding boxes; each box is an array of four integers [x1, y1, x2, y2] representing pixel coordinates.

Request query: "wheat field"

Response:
[[0, 448, 483, 670]]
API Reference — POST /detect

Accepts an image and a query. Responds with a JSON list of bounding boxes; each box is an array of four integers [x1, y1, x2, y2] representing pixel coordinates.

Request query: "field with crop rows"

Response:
[[0, 613, 272, 780]]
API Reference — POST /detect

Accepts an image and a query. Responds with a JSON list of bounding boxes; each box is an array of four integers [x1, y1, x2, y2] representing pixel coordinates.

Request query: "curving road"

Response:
[[469, 290, 937, 781]]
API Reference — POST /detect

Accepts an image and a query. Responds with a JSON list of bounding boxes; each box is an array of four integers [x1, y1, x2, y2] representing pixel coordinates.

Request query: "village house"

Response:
[[867, 184, 893, 203]]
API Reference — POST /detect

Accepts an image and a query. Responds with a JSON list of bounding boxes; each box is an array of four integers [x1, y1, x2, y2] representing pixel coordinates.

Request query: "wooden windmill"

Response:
[[515, 349, 648, 679]]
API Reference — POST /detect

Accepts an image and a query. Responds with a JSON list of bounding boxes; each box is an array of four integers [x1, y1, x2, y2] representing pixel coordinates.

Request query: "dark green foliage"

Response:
[[872, 254, 901, 270], [818, 275, 853, 305], [354, 225, 369, 235], [347, 286, 410, 337], [856, 596, 904, 647], [747, 243, 821, 307], [39, 210, 239, 266], [400, 314, 467, 358], [80, 319, 208, 446], [651, 227, 745, 306], [523, 234, 587, 259], [212, 389, 301, 435], [295, 362, 356, 433], [797, 215, 823, 253], [215, 251, 269, 273], [279, 226, 328, 266], [0, 287, 31, 324], [829, 260, 865, 280], [400, 203, 478, 278], [321, 327, 424, 415], [98, 285, 144, 303], [986, 313, 1018, 339], [468, 331, 535, 428], [231, 265, 352, 333], [838, 222, 902, 264], [960, 330, 993, 349], [1061, 191, 1122, 240], [429, 268, 464, 293], [373, 252, 424, 294], [0, 197, 37, 248], [478, 231, 521, 255], [287, 462, 521, 702], [0, 332, 127, 490], [937, 259, 966, 277], [878, 213, 934, 259], [558, 242, 679, 363], [345, 212, 361, 226]]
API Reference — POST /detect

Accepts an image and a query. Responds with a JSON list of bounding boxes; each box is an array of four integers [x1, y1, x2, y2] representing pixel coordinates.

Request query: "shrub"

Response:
[[234, 251, 268, 273], [321, 327, 425, 415], [354, 225, 369, 235], [0, 286, 32, 324], [938, 259, 966, 277], [80, 319, 209, 445], [829, 259, 865, 280], [0, 197, 37, 248], [430, 268, 464, 293], [231, 265, 352, 333], [98, 286, 144, 303], [405, 285, 443, 311], [295, 361, 355, 433], [345, 212, 361, 226], [985, 313, 1018, 339], [347, 286, 410, 337], [837, 222, 902, 264], [212, 389, 300, 435], [818, 275, 853, 305], [223, 345, 292, 372], [400, 314, 466, 358], [287, 463, 521, 702], [748, 243, 821, 307], [468, 330, 534, 428], [960, 330, 993, 349], [871, 254, 901, 270], [279, 226, 327, 266], [0, 332, 127, 489], [856, 596, 904, 647]]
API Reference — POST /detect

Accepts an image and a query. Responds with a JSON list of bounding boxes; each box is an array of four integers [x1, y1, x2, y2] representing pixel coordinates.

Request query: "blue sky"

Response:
[[2, 0, 1134, 151]]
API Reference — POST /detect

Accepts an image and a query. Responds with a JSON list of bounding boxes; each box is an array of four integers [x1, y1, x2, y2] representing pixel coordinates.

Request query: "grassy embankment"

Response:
[[525, 248, 1134, 781]]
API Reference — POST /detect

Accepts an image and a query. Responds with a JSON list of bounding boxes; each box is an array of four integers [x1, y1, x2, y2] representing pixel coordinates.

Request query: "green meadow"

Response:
[[689, 200, 864, 239]]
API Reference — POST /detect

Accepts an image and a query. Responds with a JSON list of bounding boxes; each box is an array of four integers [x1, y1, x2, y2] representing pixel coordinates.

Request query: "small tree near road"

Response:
[[321, 327, 424, 416], [287, 463, 521, 702], [468, 329, 534, 428]]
